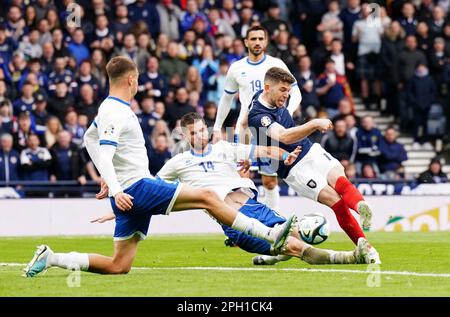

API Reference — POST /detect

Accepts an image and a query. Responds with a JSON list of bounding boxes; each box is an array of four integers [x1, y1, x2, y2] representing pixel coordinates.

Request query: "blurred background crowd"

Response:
[[0, 0, 449, 197]]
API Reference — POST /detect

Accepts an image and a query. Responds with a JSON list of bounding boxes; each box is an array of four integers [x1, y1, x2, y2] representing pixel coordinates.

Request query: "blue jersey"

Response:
[[248, 91, 312, 178]]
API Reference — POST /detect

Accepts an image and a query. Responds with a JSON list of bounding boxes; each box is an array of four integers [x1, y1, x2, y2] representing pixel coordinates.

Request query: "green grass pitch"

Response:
[[0, 232, 449, 297]]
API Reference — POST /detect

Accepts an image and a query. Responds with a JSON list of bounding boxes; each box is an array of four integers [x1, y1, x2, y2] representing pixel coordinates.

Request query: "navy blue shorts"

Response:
[[110, 178, 181, 241], [221, 199, 286, 255]]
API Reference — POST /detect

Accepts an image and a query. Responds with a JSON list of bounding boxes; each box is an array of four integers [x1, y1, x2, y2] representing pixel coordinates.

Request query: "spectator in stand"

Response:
[[321, 117, 356, 163], [89, 14, 115, 54], [352, 3, 384, 109], [128, 0, 160, 39], [75, 84, 98, 123], [138, 56, 168, 102], [40, 41, 55, 74], [165, 87, 196, 130], [398, 35, 428, 131], [316, 59, 353, 119], [156, 0, 182, 41], [360, 163, 377, 179], [339, 0, 361, 57], [49, 130, 86, 185], [13, 81, 35, 117], [148, 134, 172, 176], [64, 110, 84, 147], [112, 4, 132, 39], [137, 96, 159, 139], [208, 7, 236, 38], [380, 21, 405, 117], [114, 33, 150, 74], [203, 101, 217, 129], [429, 6, 446, 40], [330, 38, 353, 76], [207, 59, 229, 104], [0, 26, 18, 66], [406, 63, 437, 149], [311, 30, 333, 75], [221, 0, 240, 29], [317, 0, 343, 41], [48, 81, 75, 123], [18, 28, 42, 60], [185, 66, 203, 97], [417, 0, 434, 22], [398, 2, 418, 36], [417, 158, 449, 183], [0, 101, 16, 136], [178, 29, 199, 64], [180, 0, 208, 33], [48, 57, 76, 93], [428, 37, 449, 96], [262, 2, 290, 39], [0, 133, 21, 182], [416, 22, 433, 53], [90, 49, 108, 89], [44, 116, 62, 149], [20, 133, 51, 181], [13, 111, 39, 152], [68, 28, 90, 67], [378, 126, 408, 179], [356, 115, 382, 173], [31, 91, 49, 136], [160, 41, 189, 80], [76, 60, 103, 100]]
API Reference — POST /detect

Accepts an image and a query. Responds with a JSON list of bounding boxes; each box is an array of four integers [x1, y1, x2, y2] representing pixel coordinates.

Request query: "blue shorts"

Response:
[[110, 178, 182, 241], [221, 199, 286, 255]]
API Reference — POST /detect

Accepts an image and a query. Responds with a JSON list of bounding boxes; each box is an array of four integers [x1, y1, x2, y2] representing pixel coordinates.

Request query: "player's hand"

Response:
[[284, 146, 301, 166], [90, 212, 116, 223], [314, 119, 333, 133], [96, 179, 109, 200], [238, 159, 251, 173], [114, 192, 134, 211]]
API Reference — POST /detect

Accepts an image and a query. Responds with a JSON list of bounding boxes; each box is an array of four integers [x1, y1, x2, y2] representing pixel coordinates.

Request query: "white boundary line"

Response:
[[2, 263, 450, 278]]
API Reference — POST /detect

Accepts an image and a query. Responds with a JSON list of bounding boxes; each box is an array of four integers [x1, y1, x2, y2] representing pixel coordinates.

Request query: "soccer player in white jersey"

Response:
[[23, 57, 297, 277], [92, 112, 373, 265], [213, 25, 302, 213]]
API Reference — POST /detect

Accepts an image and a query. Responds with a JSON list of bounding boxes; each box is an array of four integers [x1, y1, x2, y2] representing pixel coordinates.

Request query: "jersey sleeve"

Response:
[[96, 112, 126, 147], [219, 141, 255, 161], [223, 64, 238, 94], [156, 155, 180, 181]]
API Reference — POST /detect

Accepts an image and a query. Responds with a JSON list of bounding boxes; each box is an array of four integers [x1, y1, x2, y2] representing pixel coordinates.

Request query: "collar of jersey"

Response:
[[190, 144, 212, 157], [107, 96, 131, 107], [246, 54, 266, 66]]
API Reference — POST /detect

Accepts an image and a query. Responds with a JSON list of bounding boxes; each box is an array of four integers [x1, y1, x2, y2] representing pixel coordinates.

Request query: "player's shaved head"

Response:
[[264, 67, 295, 86], [106, 56, 138, 84]]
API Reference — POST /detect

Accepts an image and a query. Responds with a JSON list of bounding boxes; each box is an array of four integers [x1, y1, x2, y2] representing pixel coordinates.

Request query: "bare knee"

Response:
[[318, 185, 341, 207], [262, 175, 278, 190], [109, 262, 131, 274], [327, 165, 346, 187], [198, 188, 220, 207]]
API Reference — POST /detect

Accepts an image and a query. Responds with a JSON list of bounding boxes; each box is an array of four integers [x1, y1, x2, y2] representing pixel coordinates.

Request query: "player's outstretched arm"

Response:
[[268, 119, 333, 144], [254, 146, 301, 165], [213, 92, 235, 137]]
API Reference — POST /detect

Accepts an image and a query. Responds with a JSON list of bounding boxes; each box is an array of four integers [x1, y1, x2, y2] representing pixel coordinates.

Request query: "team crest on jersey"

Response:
[[104, 124, 115, 136], [10, 157, 17, 164], [261, 116, 272, 127]]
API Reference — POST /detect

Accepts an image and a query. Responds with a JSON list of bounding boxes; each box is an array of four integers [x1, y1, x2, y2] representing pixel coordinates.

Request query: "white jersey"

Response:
[[224, 54, 296, 125], [94, 96, 151, 191], [157, 141, 257, 200]]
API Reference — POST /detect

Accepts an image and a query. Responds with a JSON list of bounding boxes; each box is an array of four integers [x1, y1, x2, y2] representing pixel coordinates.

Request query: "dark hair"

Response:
[[264, 67, 296, 85], [180, 112, 205, 127], [106, 56, 137, 84], [245, 25, 268, 39]]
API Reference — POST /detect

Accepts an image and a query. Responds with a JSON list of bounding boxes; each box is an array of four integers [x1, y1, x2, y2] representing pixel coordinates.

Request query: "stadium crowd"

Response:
[[0, 0, 449, 195]]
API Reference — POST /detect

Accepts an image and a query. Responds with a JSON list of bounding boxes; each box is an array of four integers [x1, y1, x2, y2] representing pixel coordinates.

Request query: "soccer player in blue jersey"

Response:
[[247, 67, 381, 264], [23, 57, 297, 277]]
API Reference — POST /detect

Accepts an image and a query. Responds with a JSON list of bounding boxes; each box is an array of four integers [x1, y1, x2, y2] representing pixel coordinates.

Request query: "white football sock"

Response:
[[301, 246, 356, 264], [48, 252, 89, 271], [264, 186, 280, 211], [232, 212, 275, 243]]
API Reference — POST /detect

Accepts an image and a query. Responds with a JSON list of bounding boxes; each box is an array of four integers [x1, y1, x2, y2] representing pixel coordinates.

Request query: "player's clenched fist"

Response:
[[313, 119, 333, 133]]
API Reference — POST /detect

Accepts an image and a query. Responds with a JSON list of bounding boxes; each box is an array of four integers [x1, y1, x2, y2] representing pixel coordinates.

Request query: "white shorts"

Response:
[[283, 143, 342, 201]]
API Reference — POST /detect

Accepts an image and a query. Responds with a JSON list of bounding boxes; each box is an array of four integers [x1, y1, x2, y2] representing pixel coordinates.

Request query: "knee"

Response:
[[198, 188, 220, 206], [262, 176, 278, 189], [110, 262, 132, 274]]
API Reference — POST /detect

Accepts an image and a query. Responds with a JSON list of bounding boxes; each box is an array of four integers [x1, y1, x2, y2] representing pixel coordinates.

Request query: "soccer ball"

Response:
[[298, 213, 330, 245]]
